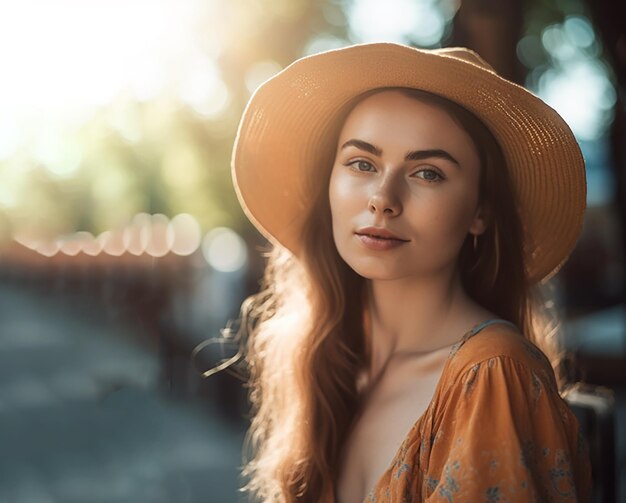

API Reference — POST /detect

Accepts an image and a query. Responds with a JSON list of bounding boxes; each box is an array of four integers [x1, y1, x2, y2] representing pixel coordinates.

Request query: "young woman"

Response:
[[228, 43, 592, 502]]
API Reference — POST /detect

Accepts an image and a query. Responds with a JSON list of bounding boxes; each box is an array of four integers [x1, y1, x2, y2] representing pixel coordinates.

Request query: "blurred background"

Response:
[[0, 0, 624, 501]]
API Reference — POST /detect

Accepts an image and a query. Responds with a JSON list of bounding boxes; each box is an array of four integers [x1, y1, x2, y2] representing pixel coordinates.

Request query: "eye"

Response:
[[347, 160, 376, 173], [415, 168, 445, 183]]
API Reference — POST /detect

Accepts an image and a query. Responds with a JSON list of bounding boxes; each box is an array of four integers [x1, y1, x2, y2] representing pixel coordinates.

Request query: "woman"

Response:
[[228, 43, 592, 502]]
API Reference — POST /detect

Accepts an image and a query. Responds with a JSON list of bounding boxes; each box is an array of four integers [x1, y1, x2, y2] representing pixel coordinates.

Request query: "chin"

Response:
[[339, 254, 411, 281]]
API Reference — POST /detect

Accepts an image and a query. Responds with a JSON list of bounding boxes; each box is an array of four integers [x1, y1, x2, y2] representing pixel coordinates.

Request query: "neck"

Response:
[[364, 266, 492, 379]]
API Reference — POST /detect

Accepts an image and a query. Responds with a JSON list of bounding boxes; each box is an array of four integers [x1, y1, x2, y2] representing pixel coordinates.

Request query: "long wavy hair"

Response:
[[228, 87, 562, 503]]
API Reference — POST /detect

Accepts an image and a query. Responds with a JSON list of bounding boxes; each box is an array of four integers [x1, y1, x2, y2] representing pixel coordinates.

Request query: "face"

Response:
[[328, 90, 486, 281]]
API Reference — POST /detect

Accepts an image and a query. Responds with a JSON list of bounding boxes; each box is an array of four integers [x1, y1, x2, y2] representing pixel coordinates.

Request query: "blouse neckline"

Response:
[[358, 317, 518, 503]]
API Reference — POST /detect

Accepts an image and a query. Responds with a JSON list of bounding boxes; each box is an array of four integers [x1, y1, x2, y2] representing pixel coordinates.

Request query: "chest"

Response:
[[335, 369, 443, 503]]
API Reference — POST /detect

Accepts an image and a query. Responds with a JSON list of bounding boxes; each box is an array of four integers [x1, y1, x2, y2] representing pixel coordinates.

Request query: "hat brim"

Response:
[[232, 42, 586, 284]]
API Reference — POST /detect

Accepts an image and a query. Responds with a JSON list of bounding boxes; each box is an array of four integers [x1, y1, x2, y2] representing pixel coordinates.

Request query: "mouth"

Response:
[[355, 228, 409, 242], [355, 232, 409, 250], [356, 233, 407, 241]]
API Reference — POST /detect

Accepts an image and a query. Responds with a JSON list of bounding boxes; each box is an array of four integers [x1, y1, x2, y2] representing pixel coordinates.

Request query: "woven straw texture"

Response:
[[232, 42, 586, 284]]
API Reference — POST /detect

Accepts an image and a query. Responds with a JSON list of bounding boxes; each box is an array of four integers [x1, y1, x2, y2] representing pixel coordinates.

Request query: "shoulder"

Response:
[[444, 322, 558, 392], [424, 325, 592, 502]]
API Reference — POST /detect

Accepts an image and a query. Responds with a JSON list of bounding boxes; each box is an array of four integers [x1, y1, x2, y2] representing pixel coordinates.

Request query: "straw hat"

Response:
[[231, 42, 586, 284]]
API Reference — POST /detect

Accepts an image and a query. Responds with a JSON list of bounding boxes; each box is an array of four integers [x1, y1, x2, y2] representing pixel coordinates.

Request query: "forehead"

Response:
[[337, 90, 478, 158]]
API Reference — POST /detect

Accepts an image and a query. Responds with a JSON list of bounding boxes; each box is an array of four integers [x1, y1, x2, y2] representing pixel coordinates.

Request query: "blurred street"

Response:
[[0, 282, 248, 503]]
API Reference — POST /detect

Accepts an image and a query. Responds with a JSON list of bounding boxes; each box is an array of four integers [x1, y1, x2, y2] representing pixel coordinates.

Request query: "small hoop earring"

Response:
[[467, 233, 481, 273], [490, 224, 501, 286]]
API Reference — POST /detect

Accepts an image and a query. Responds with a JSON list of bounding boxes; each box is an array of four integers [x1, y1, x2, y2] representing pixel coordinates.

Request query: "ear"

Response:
[[468, 204, 488, 236]]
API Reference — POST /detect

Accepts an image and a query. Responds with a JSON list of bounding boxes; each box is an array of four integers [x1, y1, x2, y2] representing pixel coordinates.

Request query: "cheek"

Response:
[[328, 169, 341, 223], [328, 167, 357, 223], [417, 188, 479, 237], [328, 169, 351, 260], [447, 192, 476, 220]]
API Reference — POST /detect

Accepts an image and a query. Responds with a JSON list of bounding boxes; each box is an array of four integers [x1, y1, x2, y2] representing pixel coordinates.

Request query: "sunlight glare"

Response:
[[539, 59, 616, 141], [245, 60, 283, 94], [0, 118, 19, 161], [0, 0, 213, 139], [179, 56, 231, 118], [304, 35, 349, 56], [348, 0, 447, 46], [33, 136, 82, 179]]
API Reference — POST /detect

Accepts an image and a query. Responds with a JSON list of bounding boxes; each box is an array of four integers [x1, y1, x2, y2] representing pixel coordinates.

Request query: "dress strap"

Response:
[[468, 318, 518, 336], [449, 318, 519, 359]]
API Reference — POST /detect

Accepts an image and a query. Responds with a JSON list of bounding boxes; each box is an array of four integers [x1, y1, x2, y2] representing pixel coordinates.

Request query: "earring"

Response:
[[467, 234, 481, 273], [490, 224, 501, 287]]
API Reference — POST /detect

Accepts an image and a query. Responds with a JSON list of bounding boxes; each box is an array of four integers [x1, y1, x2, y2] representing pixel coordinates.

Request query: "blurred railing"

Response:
[[0, 213, 252, 420]]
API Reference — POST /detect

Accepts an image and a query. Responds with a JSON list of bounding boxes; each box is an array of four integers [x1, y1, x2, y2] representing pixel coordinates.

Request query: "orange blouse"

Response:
[[363, 319, 592, 502]]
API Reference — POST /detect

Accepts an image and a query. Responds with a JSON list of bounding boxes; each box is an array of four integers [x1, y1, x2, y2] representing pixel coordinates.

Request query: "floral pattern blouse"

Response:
[[363, 319, 592, 502]]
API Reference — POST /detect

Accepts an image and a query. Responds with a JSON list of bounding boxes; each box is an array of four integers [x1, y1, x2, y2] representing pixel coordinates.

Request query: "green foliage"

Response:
[[0, 0, 346, 242]]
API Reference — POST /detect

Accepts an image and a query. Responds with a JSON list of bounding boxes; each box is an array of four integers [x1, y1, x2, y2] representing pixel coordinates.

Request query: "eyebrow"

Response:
[[406, 148, 460, 166], [340, 139, 382, 157], [340, 139, 460, 167]]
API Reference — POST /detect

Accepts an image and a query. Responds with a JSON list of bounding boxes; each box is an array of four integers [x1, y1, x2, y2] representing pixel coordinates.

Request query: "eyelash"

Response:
[[346, 160, 446, 183], [349, 160, 376, 173], [418, 169, 446, 183]]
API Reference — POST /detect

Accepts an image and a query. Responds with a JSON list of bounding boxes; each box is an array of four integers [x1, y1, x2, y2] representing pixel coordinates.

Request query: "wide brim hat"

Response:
[[231, 42, 586, 284]]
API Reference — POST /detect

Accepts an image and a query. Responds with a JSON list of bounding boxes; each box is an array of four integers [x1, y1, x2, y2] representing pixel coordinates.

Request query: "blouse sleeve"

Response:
[[421, 356, 592, 502]]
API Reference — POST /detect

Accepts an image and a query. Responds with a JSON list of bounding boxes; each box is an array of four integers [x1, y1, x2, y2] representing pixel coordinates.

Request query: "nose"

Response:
[[368, 175, 402, 216]]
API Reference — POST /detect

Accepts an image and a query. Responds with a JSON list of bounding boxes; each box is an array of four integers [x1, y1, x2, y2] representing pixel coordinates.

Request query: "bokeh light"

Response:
[[99, 230, 125, 257], [538, 59, 616, 141], [523, 15, 616, 142], [168, 213, 202, 256], [123, 213, 148, 256], [304, 34, 350, 56], [347, 0, 456, 47], [202, 227, 248, 273], [144, 214, 171, 258], [36, 240, 61, 258], [245, 61, 284, 94]]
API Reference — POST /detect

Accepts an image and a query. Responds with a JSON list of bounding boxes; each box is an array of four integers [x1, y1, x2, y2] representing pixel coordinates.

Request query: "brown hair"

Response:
[[232, 87, 561, 502]]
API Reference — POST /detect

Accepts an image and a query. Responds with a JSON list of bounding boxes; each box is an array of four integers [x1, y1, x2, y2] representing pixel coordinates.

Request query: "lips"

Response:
[[354, 227, 409, 252], [355, 226, 409, 241]]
